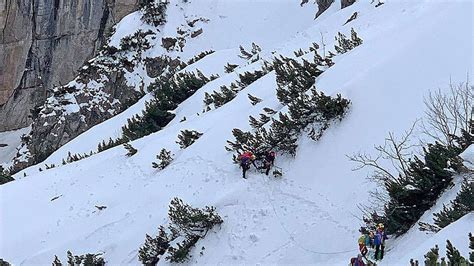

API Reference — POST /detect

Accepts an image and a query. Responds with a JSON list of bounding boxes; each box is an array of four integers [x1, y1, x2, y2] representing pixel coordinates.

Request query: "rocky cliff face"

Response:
[[0, 0, 138, 131]]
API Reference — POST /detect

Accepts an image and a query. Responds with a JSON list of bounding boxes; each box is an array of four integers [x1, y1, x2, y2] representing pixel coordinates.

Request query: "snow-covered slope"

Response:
[[1, 0, 473, 265], [0, 127, 30, 166]]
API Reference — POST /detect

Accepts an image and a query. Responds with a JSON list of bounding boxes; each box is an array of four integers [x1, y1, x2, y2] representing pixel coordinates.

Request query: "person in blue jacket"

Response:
[[374, 223, 388, 260]]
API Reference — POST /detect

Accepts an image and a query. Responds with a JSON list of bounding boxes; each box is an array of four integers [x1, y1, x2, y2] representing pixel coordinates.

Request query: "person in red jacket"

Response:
[[238, 151, 256, 179]]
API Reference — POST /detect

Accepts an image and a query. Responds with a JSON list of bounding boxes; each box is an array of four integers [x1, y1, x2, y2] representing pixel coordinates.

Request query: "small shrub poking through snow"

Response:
[[0, 258, 11, 265], [224, 63, 238, 73], [152, 149, 174, 169], [138, 226, 170, 265], [414, 235, 472, 266], [0, 166, 14, 185], [247, 93, 262, 105], [52, 251, 105, 266], [186, 50, 215, 65], [138, 198, 223, 264], [203, 68, 269, 111], [140, 0, 168, 27], [176, 130, 203, 149], [334, 28, 363, 54], [123, 143, 138, 157]]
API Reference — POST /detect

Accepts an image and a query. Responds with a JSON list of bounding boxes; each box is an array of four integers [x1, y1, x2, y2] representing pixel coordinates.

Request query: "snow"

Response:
[[1, 0, 473, 265], [460, 144, 474, 169], [382, 213, 474, 265], [0, 127, 30, 167]]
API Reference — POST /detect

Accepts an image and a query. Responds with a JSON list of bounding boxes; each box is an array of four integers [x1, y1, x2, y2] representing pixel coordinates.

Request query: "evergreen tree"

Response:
[[446, 240, 467, 265], [263, 107, 277, 115], [138, 226, 171, 266], [186, 50, 214, 65], [122, 71, 210, 141], [0, 166, 14, 185], [351, 28, 363, 46], [433, 179, 474, 228], [55, 250, 105, 266], [0, 259, 11, 266], [384, 142, 463, 235], [247, 94, 262, 105], [237, 70, 266, 87], [168, 198, 223, 238], [238, 43, 261, 62], [138, 198, 223, 264], [176, 130, 203, 149], [224, 63, 239, 73], [424, 245, 440, 266], [469, 232, 474, 263], [124, 143, 138, 157], [152, 149, 174, 170], [166, 235, 200, 263], [140, 0, 168, 27], [334, 28, 363, 54]]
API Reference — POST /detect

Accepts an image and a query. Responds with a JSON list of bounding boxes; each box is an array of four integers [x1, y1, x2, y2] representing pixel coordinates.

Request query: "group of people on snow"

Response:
[[350, 223, 388, 265], [238, 150, 276, 178]]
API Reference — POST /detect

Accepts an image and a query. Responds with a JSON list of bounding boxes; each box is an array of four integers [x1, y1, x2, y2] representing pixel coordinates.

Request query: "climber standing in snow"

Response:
[[350, 254, 366, 266], [239, 151, 256, 179], [374, 223, 388, 260], [262, 150, 276, 175], [358, 227, 370, 256]]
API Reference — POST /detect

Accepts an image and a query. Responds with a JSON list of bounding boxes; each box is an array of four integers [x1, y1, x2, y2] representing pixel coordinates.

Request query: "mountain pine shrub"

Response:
[[433, 179, 474, 228], [138, 226, 170, 265], [138, 198, 223, 264], [124, 143, 138, 157], [152, 149, 174, 169], [248, 94, 262, 105], [52, 251, 105, 266], [176, 130, 203, 149], [122, 70, 212, 141], [140, 0, 168, 27], [0, 166, 14, 185], [383, 142, 463, 235], [334, 28, 363, 54]]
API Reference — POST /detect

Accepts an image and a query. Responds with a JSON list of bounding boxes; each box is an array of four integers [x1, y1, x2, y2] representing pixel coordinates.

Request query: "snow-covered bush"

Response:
[[334, 28, 363, 54], [352, 134, 466, 235], [176, 130, 203, 149], [140, 0, 168, 27], [433, 178, 474, 228], [138, 226, 170, 265], [119, 30, 153, 60], [224, 63, 238, 73], [238, 43, 261, 63], [138, 198, 223, 264], [414, 236, 472, 266], [248, 94, 262, 105], [0, 166, 14, 185], [52, 251, 105, 266], [123, 143, 138, 157], [227, 52, 350, 159], [152, 149, 174, 169], [186, 50, 214, 65], [122, 70, 212, 141], [203, 69, 267, 110]]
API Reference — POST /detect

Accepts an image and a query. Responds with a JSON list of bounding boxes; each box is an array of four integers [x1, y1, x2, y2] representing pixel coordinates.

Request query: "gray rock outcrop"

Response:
[[0, 0, 138, 131]]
